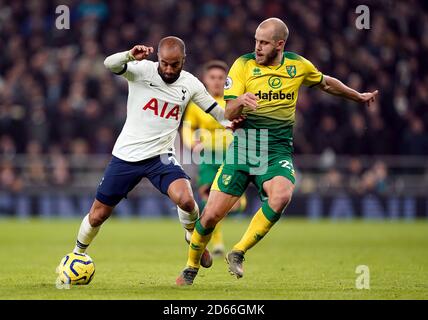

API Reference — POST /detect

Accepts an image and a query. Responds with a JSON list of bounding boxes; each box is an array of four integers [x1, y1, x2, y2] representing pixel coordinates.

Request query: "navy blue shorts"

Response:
[[96, 154, 190, 207]]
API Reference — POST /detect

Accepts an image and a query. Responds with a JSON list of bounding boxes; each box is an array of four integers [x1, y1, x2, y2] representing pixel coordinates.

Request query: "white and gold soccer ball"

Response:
[[56, 252, 95, 285]]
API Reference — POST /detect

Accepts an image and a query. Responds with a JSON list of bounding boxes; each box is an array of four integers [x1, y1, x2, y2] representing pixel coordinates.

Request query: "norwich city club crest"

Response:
[[286, 65, 296, 78], [222, 174, 232, 186]]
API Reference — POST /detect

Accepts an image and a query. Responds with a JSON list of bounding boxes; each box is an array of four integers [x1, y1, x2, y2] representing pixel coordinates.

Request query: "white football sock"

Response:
[[73, 214, 100, 253], [177, 202, 199, 232]]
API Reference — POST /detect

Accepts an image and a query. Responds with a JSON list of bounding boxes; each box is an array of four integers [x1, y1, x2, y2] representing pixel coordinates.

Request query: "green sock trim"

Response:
[[261, 201, 281, 223], [195, 220, 214, 236], [199, 200, 207, 213]]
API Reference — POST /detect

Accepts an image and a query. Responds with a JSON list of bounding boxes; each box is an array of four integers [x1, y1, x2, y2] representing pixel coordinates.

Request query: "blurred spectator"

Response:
[[27, 101, 50, 147], [93, 125, 114, 154], [401, 117, 428, 155], [77, 0, 109, 21], [22, 140, 47, 187], [343, 112, 370, 155], [0, 160, 22, 192], [0, 135, 17, 159], [346, 157, 364, 194], [360, 160, 390, 194], [293, 111, 313, 154], [319, 168, 343, 192], [313, 115, 342, 154], [50, 153, 72, 186], [50, 98, 79, 150], [70, 138, 90, 158], [367, 114, 393, 155]]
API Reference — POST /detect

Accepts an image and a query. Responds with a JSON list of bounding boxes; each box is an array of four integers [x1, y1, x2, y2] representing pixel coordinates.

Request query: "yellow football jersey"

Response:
[[224, 51, 323, 153], [182, 96, 233, 152]]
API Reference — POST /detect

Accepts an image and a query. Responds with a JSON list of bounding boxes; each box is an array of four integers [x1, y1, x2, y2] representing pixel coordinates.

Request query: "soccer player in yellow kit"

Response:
[[182, 60, 247, 258], [176, 18, 378, 285]]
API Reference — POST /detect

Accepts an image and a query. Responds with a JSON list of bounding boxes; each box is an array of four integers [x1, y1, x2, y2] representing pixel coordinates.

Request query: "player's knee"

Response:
[[89, 213, 105, 227], [269, 189, 293, 213], [201, 206, 223, 227], [201, 213, 221, 228], [177, 194, 195, 213], [89, 203, 112, 227]]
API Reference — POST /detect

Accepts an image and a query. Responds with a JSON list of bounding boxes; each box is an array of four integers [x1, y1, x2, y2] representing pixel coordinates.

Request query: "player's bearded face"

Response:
[[158, 57, 184, 84], [254, 28, 282, 66], [254, 39, 279, 66], [258, 46, 278, 66]]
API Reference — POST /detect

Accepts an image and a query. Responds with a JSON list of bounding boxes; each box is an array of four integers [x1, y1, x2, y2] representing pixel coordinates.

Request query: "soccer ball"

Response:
[[56, 252, 95, 285]]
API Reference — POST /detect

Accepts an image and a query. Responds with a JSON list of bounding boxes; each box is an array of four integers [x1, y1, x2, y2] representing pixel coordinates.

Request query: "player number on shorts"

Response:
[[279, 160, 293, 170]]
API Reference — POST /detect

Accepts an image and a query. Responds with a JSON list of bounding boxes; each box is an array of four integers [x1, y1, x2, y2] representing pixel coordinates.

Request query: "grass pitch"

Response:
[[0, 217, 427, 300]]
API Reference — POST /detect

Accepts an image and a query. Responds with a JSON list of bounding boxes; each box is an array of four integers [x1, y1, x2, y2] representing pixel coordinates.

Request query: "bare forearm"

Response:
[[320, 75, 362, 102], [225, 99, 244, 120]]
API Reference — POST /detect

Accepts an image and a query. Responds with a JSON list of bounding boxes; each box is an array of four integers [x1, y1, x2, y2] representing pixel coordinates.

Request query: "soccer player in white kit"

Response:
[[67, 37, 231, 270]]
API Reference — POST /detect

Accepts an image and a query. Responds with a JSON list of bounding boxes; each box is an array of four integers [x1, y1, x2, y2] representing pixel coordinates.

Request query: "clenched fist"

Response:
[[129, 45, 154, 61]]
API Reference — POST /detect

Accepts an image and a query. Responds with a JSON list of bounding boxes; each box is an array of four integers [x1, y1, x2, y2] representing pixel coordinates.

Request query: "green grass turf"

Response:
[[0, 217, 427, 300]]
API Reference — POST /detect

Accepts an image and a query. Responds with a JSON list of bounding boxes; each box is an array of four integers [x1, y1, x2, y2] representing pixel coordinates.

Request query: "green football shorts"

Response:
[[211, 153, 296, 200], [198, 162, 221, 187], [196, 149, 225, 187]]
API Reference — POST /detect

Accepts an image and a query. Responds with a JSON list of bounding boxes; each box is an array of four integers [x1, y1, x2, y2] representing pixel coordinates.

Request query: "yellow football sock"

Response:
[[233, 201, 281, 253], [211, 221, 223, 248], [186, 220, 214, 269]]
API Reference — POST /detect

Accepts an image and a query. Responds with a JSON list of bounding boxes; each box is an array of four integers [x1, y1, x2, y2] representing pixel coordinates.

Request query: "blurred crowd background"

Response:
[[0, 0, 427, 209]]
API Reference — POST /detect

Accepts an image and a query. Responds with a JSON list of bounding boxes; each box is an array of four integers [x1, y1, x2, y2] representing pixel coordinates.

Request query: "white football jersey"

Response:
[[112, 60, 218, 162]]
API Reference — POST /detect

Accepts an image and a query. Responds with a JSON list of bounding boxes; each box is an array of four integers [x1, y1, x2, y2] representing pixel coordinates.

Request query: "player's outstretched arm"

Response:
[[225, 92, 258, 120], [317, 75, 378, 107], [103, 45, 154, 75]]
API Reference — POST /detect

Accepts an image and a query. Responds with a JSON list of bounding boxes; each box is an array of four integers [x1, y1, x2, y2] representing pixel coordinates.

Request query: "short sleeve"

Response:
[[224, 57, 246, 100], [301, 57, 323, 87]]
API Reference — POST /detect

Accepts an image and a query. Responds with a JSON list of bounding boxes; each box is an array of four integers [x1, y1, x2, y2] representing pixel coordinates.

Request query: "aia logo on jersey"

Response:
[[142, 98, 180, 120]]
